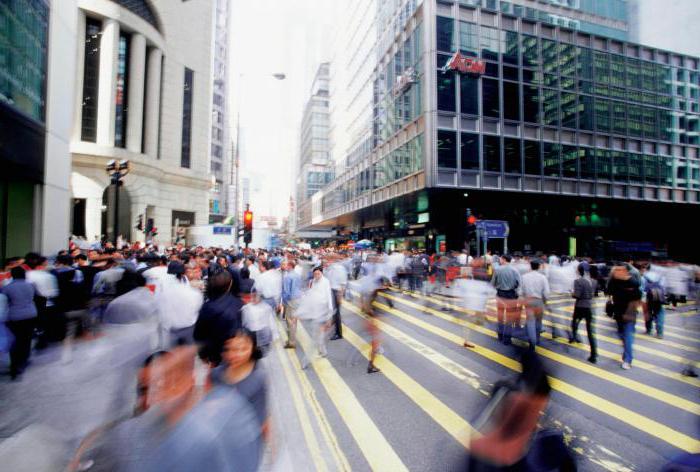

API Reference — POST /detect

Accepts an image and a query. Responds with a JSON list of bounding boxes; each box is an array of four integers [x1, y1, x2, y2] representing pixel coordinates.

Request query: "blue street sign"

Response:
[[213, 226, 233, 235], [476, 220, 509, 238]]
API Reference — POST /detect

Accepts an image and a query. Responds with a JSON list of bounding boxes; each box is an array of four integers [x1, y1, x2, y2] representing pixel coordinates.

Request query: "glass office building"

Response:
[[0, 0, 49, 262], [316, 0, 699, 260]]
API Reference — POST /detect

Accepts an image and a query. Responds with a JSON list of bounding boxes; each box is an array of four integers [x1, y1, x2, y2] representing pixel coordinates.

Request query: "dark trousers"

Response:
[[331, 289, 343, 338], [571, 307, 597, 359], [7, 318, 36, 376]]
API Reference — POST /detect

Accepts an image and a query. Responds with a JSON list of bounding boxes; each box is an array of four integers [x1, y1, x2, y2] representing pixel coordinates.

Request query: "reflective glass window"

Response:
[[523, 140, 541, 175], [503, 66, 519, 81], [642, 107, 657, 139], [558, 43, 576, 77], [460, 76, 479, 115], [594, 52, 609, 84], [482, 78, 500, 118], [503, 81, 520, 121], [659, 109, 672, 141], [561, 145, 578, 178], [460, 132, 480, 169], [612, 150, 628, 182], [626, 58, 641, 89], [644, 154, 659, 185], [437, 130, 457, 168], [576, 47, 593, 80], [437, 71, 456, 112], [521, 35, 539, 67], [641, 61, 655, 91], [483, 135, 501, 172], [114, 33, 130, 148], [503, 31, 519, 65], [523, 85, 540, 123], [543, 142, 560, 177], [629, 153, 643, 183], [542, 39, 557, 75], [561, 92, 577, 128], [578, 80, 593, 94], [459, 21, 478, 56], [660, 156, 674, 185], [181, 68, 194, 168], [656, 65, 672, 94], [81, 18, 102, 142], [480, 26, 500, 61], [627, 104, 643, 137], [610, 55, 625, 87], [504, 138, 521, 174], [595, 98, 610, 133], [578, 95, 594, 131], [596, 149, 612, 180], [580, 147, 595, 180], [542, 89, 559, 127], [612, 102, 626, 135], [436, 16, 455, 52]]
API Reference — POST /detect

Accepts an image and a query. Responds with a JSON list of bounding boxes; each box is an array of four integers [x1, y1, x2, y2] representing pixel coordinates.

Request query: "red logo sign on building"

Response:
[[442, 52, 486, 75]]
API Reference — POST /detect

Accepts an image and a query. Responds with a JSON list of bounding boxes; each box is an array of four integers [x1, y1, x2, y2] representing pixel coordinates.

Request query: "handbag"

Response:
[[605, 299, 615, 318]]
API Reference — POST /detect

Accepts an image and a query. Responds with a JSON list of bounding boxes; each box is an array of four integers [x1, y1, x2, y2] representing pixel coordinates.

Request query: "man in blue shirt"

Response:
[[281, 260, 303, 349], [1, 266, 38, 379]]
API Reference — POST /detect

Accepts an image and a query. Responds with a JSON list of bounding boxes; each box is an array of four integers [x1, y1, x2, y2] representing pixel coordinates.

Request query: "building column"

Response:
[[144, 48, 163, 159], [71, 10, 86, 144], [96, 19, 119, 146], [126, 33, 147, 153]]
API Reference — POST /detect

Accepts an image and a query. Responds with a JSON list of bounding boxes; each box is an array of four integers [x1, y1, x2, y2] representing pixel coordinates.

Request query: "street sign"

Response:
[[213, 226, 232, 235], [476, 220, 509, 238]]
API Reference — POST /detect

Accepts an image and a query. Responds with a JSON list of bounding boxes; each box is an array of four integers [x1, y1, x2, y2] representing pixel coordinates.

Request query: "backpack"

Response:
[[645, 279, 665, 305]]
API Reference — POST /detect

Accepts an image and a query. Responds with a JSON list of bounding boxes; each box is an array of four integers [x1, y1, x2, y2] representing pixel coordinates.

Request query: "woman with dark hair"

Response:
[[193, 269, 243, 366], [210, 328, 269, 442]]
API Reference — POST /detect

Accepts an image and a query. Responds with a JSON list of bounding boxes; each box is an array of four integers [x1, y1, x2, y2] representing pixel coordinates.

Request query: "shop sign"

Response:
[[417, 212, 430, 224], [393, 67, 417, 97], [442, 52, 486, 75]]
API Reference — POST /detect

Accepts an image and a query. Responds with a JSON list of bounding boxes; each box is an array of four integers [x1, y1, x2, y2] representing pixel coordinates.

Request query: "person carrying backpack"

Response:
[[643, 268, 666, 339]]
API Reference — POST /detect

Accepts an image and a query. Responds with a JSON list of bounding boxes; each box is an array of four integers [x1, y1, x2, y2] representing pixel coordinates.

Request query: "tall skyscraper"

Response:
[[208, 0, 233, 224]]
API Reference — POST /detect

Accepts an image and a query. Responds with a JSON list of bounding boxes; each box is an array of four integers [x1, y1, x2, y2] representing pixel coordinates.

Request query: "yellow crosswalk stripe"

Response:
[[552, 305, 700, 349], [434, 292, 700, 368], [374, 293, 700, 453], [295, 322, 408, 471], [339, 318, 478, 446], [274, 341, 330, 472], [343, 302, 489, 394], [384, 291, 700, 414], [275, 322, 352, 472]]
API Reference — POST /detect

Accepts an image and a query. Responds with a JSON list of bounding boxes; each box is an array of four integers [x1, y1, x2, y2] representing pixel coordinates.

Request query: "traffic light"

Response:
[[136, 214, 144, 231], [243, 210, 253, 245], [466, 208, 478, 247]]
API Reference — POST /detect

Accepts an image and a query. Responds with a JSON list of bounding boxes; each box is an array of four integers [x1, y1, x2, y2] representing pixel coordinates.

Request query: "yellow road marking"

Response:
[[553, 305, 700, 349], [295, 322, 408, 471], [339, 318, 478, 446], [424, 291, 700, 368], [376, 293, 700, 453], [343, 302, 486, 392], [383, 292, 700, 415], [276, 322, 351, 472], [274, 341, 328, 472]]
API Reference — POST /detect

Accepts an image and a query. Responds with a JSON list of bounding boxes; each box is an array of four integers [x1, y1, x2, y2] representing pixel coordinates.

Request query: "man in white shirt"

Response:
[[520, 260, 550, 349], [156, 263, 203, 347], [254, 261, 282, 311]]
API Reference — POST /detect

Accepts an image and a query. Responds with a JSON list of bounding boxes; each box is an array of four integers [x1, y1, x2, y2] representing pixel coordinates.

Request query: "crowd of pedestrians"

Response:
[[0, 240, 698, 469]]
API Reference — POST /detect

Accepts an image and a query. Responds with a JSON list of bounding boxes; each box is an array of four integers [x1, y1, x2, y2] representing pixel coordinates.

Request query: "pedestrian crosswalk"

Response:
[[268, 289, 700, 472]]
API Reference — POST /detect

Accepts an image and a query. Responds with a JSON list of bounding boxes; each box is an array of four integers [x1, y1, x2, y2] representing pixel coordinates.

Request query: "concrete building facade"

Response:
[[70, 0, 214, 245]]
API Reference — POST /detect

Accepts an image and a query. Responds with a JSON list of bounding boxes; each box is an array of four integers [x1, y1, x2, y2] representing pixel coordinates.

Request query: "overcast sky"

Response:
[[229, 0, 337, 221]]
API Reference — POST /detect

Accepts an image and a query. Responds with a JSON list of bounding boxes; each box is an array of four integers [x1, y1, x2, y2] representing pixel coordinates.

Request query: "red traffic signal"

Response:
[[243, 210, 253, 231], [467, 215, 477, 225]]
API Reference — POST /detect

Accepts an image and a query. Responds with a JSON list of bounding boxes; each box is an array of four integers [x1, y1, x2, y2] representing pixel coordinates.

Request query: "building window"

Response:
[[523, 140, 541, 175], [436, 16, 454, 52], [482, 79, 499, 118], [580, 147, 595, 180], [114, 33, 130, 148], [437, 71, 456, 112], [460, 132, 479, 170], [504, 138, 521, 174], [503, 31, 519, 65], [543, 142, 560, 177], [561, 145, 578, 178], [480, 26, 500, 62], [523, 85, 540, 123], [459, 21, 478, 57], [460, 76, 478, 115], [181, 68, 194, 168], [437, 130, 457, 169], [0, 1, 49, 122], [81, 18, 102, 142], [483, 135, 501, 172], [503, 81, 520, 121]]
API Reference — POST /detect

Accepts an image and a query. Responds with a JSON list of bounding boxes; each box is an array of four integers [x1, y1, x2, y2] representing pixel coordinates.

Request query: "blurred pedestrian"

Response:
[[607, 265, 641, 370], [570, 264, 598, 364], [282, 260, 303, 349], [520, 260, 550, 350], [491, 255, 522, 345], [1, 266, 37, 379]]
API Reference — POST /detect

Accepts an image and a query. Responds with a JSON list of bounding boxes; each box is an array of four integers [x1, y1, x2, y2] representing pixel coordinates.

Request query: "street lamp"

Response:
[[105, 159, 130, 245]]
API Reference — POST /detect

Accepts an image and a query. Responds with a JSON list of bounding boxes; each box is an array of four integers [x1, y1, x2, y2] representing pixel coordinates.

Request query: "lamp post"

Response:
[[105, 159, 130, 245]]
